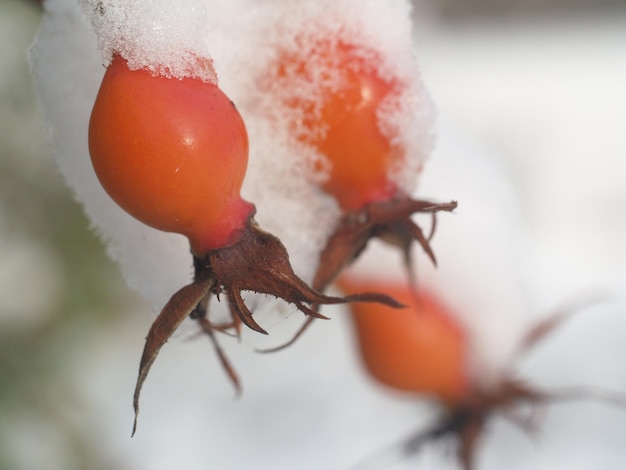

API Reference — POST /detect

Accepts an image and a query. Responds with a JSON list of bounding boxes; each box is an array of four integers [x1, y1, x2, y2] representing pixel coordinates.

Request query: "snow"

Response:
[[80, 0, 217, 83]]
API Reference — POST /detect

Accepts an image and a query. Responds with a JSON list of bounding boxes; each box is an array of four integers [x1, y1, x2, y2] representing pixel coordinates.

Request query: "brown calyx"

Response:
[[132, 218, 401, 435], [399, 379, 545, 470], [368, 298, 626, 470], [313, 196, 458, 291]]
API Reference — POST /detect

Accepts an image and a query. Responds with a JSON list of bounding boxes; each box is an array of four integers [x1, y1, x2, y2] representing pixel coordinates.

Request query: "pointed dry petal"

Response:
[[314, 198, 456, 292], [205, 222, 402, 331], [227, 287, 268, 334], [257, 292, 404, 354], [458, 419, 482, 470], [405, 219, 437, 266], [539, 385, 626, 407], [518, 296, 607, 355], [132, 277, 213, 436]]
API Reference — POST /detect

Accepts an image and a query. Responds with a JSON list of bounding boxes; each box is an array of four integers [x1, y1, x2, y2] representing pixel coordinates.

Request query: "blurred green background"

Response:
[[1, 1, 141, 468]]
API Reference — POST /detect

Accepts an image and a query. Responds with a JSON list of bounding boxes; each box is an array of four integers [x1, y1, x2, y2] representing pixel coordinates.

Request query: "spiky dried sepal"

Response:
[[132, 276, 213, 436], [132, 218, 404, 434], [196, 220, 404, 334], [313, 197, 457, 292]]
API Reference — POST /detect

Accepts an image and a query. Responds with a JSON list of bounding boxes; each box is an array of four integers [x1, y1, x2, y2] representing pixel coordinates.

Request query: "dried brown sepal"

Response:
[[132, 276, 213, 437], [358, 301, 626, 470], [390, 380, 588, 470], [312, 197, 457, 292], [393, 377, 626, 470], [132, 218, 404, 435], [195, 220, 403, 333], [516, 294, 608, 355]]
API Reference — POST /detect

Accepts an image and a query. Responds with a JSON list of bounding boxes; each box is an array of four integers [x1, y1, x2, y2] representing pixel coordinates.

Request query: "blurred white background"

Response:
[[1, 0, 626, 469]]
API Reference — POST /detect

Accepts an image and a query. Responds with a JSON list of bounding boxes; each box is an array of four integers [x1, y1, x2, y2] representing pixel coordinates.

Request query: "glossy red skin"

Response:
[[276, 42, 405, 211], [89, 55, 254, 256], [340, 278, 469, 405]]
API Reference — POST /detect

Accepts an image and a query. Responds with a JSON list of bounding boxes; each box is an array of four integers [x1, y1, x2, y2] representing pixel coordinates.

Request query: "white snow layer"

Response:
[[80, 0, 217, 83]]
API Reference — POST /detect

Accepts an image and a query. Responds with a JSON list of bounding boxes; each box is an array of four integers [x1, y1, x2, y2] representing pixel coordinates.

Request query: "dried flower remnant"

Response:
[[88, 54, 401, 435], [341, 278, 626, 470]]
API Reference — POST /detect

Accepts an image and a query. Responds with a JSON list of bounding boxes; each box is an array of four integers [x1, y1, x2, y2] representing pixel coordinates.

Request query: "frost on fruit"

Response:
[[259, 19, 456, 285]]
